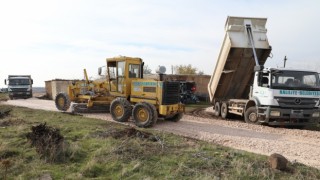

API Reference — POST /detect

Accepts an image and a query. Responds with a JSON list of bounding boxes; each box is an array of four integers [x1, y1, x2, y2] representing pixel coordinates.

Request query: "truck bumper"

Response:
[[9, 92, 32, 98], [258, 107, 320, 126]]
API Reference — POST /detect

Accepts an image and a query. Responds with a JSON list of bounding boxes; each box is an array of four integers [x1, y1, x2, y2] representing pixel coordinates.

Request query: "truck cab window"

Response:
[[258, 72, 269, 87]]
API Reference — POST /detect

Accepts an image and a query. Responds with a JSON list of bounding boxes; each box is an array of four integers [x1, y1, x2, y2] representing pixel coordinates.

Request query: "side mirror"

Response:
[[98, 67, 102, 75], [31, 79, 33, 85], [4, 79, 7, 85]]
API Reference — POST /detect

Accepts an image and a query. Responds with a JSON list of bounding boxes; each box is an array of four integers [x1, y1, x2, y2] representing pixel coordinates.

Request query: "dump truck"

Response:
[[55, 56, 184, 128], [208, 16, 320, 126], [4, 75, 33, 99]]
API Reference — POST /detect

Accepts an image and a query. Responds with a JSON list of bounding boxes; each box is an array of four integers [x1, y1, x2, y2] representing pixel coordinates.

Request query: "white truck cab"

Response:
[[5, 75, 33, 100], [251, 68, 320, 124]]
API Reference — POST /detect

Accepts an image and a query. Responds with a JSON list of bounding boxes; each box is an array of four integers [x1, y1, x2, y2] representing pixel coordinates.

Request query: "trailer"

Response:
[[208, 16, 320, 126]]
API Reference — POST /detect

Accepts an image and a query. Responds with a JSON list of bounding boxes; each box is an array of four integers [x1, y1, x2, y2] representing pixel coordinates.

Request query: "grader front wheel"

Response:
[[55, 92, 71, 111], [110, 98, 132, 122]]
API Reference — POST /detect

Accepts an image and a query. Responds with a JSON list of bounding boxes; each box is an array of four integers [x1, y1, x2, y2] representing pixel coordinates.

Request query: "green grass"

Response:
[[0, 93, 9, 101], [185, 101, 211, 113], [1, 105, 320, 179]]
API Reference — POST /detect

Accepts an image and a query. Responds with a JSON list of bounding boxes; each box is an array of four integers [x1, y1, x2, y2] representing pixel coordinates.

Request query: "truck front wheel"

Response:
[[245, 107, 260, 124]]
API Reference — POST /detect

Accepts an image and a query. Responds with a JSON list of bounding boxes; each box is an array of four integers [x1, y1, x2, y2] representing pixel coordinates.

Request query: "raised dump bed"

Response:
[[208, 16, 272, 103]]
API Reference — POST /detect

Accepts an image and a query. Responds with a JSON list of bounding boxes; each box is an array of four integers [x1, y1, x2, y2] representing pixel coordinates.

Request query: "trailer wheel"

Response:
[[110, 98, 132, 122], [165, 112, 183, 122], [214, 102, 221, 116], [55, 92, 71, 111], [132, 102, 154, 128], [221, 102, 230, 119], [245, 106, 260, 124]]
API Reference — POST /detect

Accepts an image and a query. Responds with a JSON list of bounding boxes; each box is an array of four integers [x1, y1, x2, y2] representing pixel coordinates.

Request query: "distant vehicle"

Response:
[[179, 81, 200, 104], [4, 75, 33, 99]]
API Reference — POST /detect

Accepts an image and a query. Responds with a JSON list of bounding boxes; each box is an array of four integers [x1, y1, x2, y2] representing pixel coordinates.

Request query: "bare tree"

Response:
[[143, 65, 152, 74], [174, 64, 198, 75]]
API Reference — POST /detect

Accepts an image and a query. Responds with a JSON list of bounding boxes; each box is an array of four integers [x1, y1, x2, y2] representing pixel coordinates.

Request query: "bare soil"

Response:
[[2, 98, 320, 169]]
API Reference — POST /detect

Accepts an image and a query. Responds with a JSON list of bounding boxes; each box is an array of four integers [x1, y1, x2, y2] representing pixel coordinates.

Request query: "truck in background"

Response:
[[4, 75, 33, 100], [208, 16, 320, 126]]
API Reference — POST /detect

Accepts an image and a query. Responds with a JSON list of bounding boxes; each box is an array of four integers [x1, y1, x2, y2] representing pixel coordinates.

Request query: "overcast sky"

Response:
[[1, 0, 319, 87]]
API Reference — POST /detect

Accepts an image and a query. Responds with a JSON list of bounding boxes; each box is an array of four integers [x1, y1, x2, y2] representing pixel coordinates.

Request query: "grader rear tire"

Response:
[[142, 102, 158, 126], [132, 102, 155, 128], [55, 92, 71, 111], [110, 98, 132, 122]]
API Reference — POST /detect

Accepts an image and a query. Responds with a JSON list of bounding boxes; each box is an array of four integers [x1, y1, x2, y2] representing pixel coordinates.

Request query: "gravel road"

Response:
[[2, 98, 320, 169]]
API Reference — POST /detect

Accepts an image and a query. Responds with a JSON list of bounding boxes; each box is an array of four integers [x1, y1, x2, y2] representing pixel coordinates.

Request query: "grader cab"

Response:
[[55, 56, 184, 127]]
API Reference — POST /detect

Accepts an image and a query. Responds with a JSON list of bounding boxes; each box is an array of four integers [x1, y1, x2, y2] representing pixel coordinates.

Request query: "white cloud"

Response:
[[0, 0, 319, 86]]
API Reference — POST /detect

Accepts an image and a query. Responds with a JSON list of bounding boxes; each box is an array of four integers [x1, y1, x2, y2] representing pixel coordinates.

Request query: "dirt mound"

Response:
[[26, 123, 65, 162]]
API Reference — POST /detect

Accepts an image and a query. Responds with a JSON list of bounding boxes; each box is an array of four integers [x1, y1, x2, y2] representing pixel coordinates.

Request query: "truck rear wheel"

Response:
[[214, 102, 221, 116], [245, 106, 260, 124], [221, 102, 230, 119], [132, 102, 155, 128], [110, 98, 132, 122], [55, 92, 71, 111]]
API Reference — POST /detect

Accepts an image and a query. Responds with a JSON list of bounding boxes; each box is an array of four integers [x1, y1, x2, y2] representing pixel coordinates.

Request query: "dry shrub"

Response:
[[26, 123, 65, 162]]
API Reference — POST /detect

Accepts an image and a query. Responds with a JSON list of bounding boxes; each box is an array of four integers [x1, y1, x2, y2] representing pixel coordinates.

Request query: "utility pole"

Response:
[[283, 56, 287, 68]]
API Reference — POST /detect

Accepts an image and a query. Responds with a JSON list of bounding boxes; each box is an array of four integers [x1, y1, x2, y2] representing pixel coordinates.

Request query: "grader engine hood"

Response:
[[130, 80, 180, 105]]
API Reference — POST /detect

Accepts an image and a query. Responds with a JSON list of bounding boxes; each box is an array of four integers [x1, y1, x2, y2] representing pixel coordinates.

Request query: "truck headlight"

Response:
[[312, 112, 320, 118], [270, 111, 281, 117]]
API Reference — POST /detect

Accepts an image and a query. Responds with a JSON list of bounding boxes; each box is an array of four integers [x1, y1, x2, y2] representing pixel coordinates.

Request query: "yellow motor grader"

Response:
[[55, 56, 184, 127]]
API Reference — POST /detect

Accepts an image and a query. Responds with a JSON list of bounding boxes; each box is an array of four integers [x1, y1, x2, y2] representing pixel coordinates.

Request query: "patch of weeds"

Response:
[[0, 149, 20, 159], [0, 118, 25, 127], [93, 127, 159, 142], [83, 163, 104, 178], [0, 106, 11, 118]]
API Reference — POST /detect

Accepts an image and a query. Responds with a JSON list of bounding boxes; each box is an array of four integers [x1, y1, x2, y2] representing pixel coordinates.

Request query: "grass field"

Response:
[[0, 93, 8, 101], [184, 101, 211, 113], [1, 105, 320, 179]]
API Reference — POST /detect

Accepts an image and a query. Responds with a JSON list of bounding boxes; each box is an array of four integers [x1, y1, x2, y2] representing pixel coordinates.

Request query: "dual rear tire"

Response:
[[214, 101, 230, 119], [110, 98, 158, 128]]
